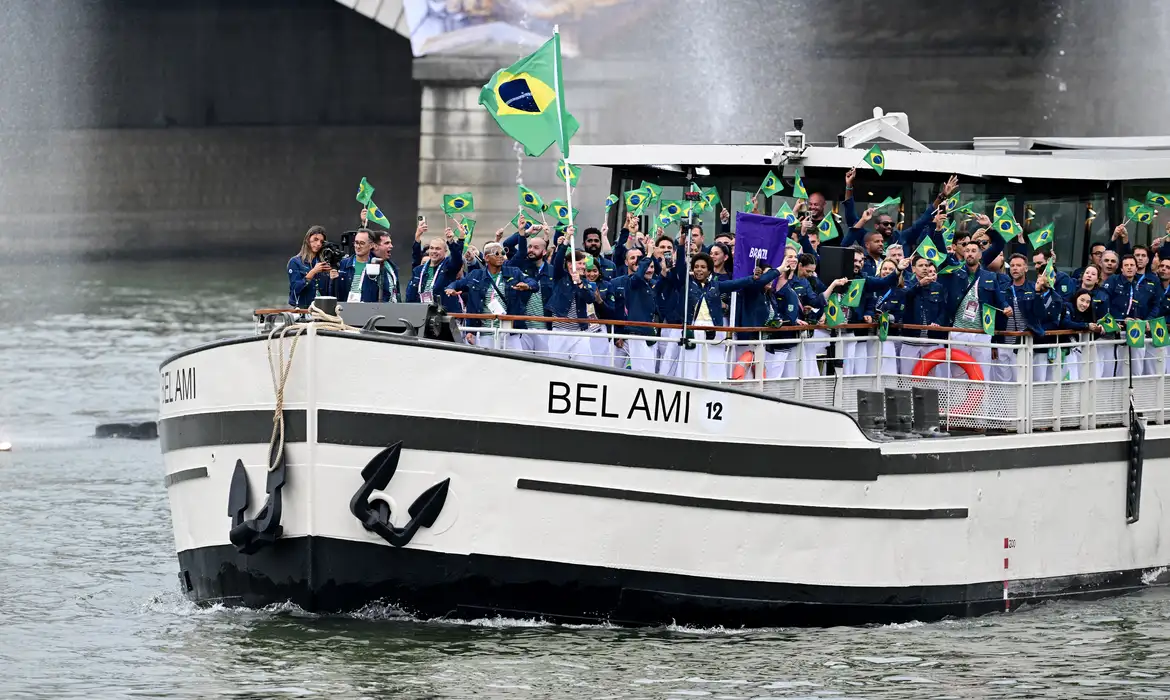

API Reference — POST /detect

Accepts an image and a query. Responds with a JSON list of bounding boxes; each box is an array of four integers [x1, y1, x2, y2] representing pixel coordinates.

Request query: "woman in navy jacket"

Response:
[[287, 226, 338, 308]]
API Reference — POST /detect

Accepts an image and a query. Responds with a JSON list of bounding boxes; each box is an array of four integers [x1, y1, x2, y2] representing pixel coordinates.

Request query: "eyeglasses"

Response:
[[485, 249, 505, 256], [977, 240, 990, 248], [875, 220, 893, 227]]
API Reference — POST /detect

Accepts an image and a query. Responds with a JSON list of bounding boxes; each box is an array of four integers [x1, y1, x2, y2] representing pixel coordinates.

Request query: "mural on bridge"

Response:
[[405, 0, 642, 56]]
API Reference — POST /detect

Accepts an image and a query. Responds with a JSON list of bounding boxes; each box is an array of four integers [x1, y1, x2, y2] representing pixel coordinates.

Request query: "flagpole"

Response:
[[551, 25, 577, 280]]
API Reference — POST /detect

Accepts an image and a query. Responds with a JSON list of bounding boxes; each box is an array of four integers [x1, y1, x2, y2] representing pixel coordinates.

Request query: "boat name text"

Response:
[[161, 366, 196, 404], [547, 381, 692, 423]]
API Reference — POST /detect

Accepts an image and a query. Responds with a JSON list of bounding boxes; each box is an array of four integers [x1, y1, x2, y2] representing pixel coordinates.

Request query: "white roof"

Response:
[[570, 143, 1170, 182]]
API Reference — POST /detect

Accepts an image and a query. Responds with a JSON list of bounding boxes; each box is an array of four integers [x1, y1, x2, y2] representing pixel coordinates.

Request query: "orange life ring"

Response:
[[911, 348, 985, 415], [731, 350, 755, 380]]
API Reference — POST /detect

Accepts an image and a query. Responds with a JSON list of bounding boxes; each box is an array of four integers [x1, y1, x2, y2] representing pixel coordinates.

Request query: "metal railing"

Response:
[[447, 314, 1166, 435]]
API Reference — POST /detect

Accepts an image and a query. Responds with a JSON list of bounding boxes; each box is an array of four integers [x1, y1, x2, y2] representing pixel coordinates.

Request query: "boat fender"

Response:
[[349, 441, 451, 548]]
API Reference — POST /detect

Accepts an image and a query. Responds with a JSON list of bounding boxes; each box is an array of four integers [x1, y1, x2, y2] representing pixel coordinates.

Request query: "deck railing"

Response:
[[256, 307, 1165, 434]]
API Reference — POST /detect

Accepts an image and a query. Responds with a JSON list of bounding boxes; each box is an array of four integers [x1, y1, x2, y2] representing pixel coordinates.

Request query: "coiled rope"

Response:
[[265, 302, 356, 472]]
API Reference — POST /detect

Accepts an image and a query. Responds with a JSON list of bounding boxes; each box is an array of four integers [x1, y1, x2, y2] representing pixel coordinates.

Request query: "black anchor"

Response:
[[349, 442, 451, 547], [226, 436, 287, 555]]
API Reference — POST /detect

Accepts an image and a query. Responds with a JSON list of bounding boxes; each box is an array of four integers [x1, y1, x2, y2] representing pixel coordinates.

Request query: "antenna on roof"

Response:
[[837, 107, 932, 153]]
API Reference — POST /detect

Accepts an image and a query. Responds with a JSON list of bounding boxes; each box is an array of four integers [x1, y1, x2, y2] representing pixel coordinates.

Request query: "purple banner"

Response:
[[733, 213, 790, 279]]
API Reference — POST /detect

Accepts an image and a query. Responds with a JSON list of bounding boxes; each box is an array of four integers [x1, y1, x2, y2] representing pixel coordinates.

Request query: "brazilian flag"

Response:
[[366, 201, 389, 229], [792, 169, 808, 200], [1151, 317, 1170, 348], [442, 192, 474, 216], [1042, 258, 1056, 287], [844, 279, 865, 308], [640, 181, 663, 206], [702, 187, 721, 209], [994, 216, 1019, 242], [604, 194, 618, 212], [981, 304, 997, 336], [625, 188, 651, 215], [1028, 222, 1054, 250], [1126, 319, 1146, 349], [1127, 198, 1155, 223], [942, 221, 956, 249], [660, 200, 683, 220], [460, 218, 477, 246], [954, 201, 977, 219], [478, 35, 579, 158], [519, 185, 544, 214], [760, 171, 784, 198], [548, 199, 577, 224], [818, 215, 839, 241], [1100, 313, 1119, 334], [356, 177, 375, 206], [874, 195, 901, 212], [786, 239, 801, 251], [776, 202, 797, 225], [863, 144, 885, 175], [945, 190, 962, 213], [938, 260, 963, 275], [993, 197, 1013, 220], [915, 236, 945, 266], [510, 211, 522, 230], [1147, 191, 1170, 208], [556, 158, 581, 186], [825, 295, 845, 328], [657, 212, 675, 228], [878, 312, 890, 342]]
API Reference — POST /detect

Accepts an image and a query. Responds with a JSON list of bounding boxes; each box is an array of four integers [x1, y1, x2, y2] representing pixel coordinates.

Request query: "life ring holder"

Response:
[[911, 348, 985, 415]]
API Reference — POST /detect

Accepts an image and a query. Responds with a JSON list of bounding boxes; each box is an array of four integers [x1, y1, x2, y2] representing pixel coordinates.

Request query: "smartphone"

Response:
[[418, 215, 426, 224]]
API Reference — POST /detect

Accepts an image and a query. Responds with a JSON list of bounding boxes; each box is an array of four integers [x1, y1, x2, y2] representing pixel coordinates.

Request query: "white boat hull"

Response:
[[158, 329, 1170, 624]]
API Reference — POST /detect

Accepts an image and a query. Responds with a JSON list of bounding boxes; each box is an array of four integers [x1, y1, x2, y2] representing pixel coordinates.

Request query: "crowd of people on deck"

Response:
[[287, 171, 1170, 384]]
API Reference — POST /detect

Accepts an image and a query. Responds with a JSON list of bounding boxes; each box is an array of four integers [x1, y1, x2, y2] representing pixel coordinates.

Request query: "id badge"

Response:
[[962, 298, 978, 321]]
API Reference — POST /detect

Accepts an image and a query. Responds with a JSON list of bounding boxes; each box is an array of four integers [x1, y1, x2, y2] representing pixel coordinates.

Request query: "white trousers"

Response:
[[547, 333, 590, 363], [658, 327, 683, 377], [949, 331, 992, 381], [874, 340, 899, 377], [899, 341, 936, 376], [800, 329, 831, 377], [586, 333, 613, 367], [842, 332, 867, 376], [990, 347, 1018, 383], [627, 338, 658, 374], [764, 348, 799, 379], [519, 332, 549, 355], [678, 322, 717, 381]]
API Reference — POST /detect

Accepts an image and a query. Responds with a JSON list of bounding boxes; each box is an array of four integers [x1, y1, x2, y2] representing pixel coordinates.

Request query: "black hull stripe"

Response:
[[160, 409, 1164, 479], [164, 466, 209, 487], [517, 478, 968, 519], [175, 537, 1170, 626]]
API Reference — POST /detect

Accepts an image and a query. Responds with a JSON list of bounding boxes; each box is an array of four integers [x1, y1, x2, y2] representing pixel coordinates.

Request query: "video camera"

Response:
[[320, 241, 344, 268]]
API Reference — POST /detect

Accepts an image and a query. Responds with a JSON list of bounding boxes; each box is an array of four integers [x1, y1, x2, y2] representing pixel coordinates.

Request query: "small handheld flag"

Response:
[[878, 312, 890, 342], [759, 171, 784, 198], [556, 159, 581, 186], [915, 236, 945, 267], [1151, 317, 1170, 348], [792, 169, 808, 200], [1147, 191, 1170, 208], [604, 194, 619, 212], [1126, 319, 1146, 349], [993, 197, 1013, 220], [1028, 222, 1055, 250], [1100, 313, 1119, 334], [1127, 199, 1155, 223], [776, 202, 797, 225], [817, 216, 839, 241], [625, 188, 651, 215], [548, 199, 576, 223], [701, 187, 721, 209], [510, 211, 522, 230], [659, 200, 683, 221], [874, 196, 901, 211], [825, 295, 845, 328], [994, 215, 1021, 242], [366, 201, 390, 229], [356, 177, 375, 206], [460, 218, 477, 245], [519, 185, 545, 214], [640, 181, 663, 205], [844, 279, 865, 308], [1042, 258, 1056, 287], [944, 191, 962, 213], [862, 144, 885, 175], [981, 304, 997, 336], [442, 192, 475, 216]]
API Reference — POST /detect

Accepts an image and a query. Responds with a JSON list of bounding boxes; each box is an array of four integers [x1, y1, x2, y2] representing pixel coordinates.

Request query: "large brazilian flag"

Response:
[[478, 35, 579, 158]]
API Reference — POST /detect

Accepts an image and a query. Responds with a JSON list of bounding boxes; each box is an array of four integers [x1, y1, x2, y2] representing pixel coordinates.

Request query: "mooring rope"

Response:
[[264, 302, 356, 472]]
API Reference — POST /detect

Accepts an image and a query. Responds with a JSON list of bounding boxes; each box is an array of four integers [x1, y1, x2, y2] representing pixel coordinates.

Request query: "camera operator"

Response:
[[288, 225, 340, 308]]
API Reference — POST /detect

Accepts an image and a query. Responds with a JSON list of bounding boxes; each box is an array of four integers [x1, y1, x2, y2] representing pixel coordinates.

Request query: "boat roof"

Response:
[[571, 141, 1170, 183], [572, 108, 1170, 183]]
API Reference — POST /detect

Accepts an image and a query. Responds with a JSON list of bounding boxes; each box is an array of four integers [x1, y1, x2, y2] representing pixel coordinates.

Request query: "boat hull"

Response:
[[160, 329, 1170, 625]]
